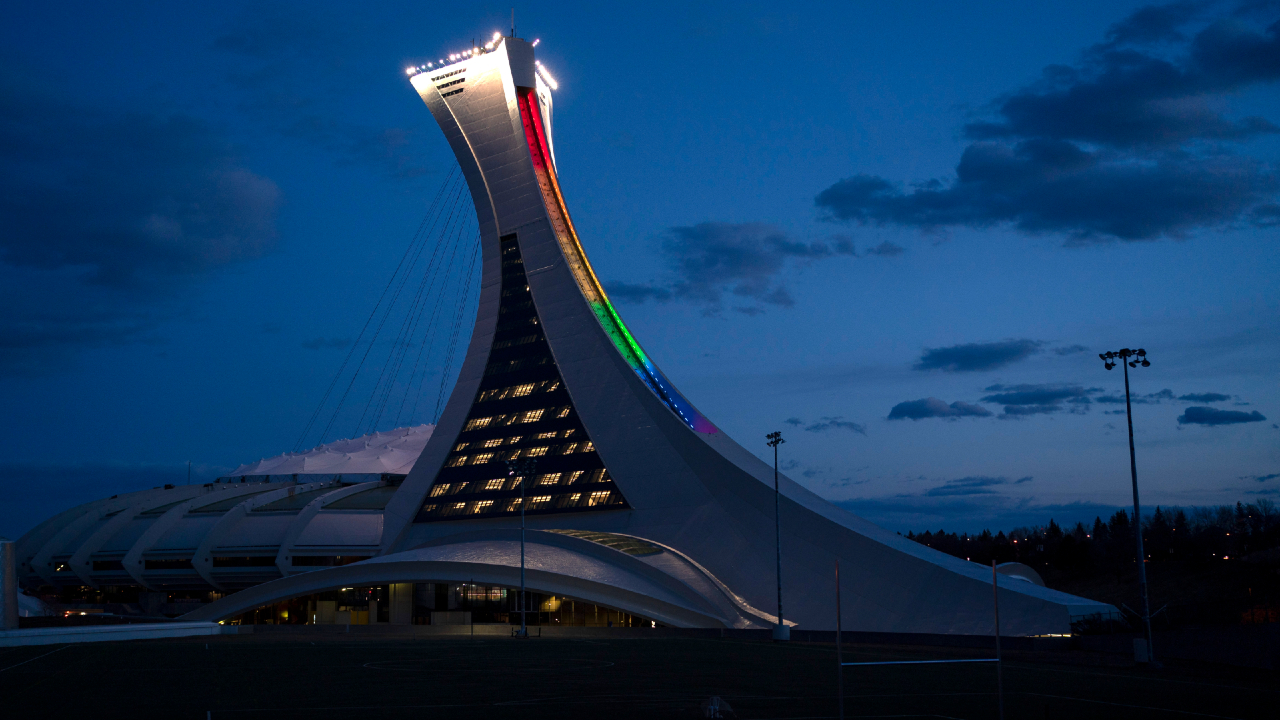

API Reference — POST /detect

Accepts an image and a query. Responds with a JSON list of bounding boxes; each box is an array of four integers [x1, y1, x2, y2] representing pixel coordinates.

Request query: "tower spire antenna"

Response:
[[511, 8, 515, 38]]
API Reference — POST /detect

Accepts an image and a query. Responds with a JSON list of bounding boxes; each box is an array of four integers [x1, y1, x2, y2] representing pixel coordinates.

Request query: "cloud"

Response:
[[814, 5, 1280, 241], [1177, 406, 1268, 425], [1053, 344, 1089, 356], [863, 240, 905, 257], [925, 475, 1015, 497], [602, 222, 854, 313], [887, 397, 993, 420], [1179, 392, 1232, 402], [802, 416, 867, 435], [835, 496, 1126, 534], [1241, 472, 1280, 482], [981, 383, 1096, 417], [301, 337, 351, 350], [1096, 387, 1176, 404], [0, 65, 280, 375], [784, 417, 804, 426], [915, 339, 1044, 372]]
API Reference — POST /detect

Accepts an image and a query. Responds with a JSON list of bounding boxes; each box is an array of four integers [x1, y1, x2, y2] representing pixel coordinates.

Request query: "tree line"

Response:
[[905, 499, 1280, 577]]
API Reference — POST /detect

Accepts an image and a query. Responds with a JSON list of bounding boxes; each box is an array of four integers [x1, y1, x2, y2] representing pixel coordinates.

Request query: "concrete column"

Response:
[[389, 583, 413, 625], [2, 538, 18, 630]]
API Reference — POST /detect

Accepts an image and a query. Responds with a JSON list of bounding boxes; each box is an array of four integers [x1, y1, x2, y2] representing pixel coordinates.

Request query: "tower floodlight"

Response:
[[1099, 347, 1155, 664]]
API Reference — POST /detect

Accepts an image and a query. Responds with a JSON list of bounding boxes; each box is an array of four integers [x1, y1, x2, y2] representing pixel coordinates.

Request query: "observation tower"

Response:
[[17, 32, 1113, 633]]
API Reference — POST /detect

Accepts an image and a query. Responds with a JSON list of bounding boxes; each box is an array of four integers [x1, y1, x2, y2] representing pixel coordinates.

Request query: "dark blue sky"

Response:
[[3, 1, 1278, 537]]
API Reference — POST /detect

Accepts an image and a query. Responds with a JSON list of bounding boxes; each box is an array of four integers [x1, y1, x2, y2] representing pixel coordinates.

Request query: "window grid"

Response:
[[417, 233, 629, 523]]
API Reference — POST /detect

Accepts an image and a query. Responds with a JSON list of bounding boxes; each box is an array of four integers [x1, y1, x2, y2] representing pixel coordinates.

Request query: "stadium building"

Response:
[[15, 33, 1113, 634]]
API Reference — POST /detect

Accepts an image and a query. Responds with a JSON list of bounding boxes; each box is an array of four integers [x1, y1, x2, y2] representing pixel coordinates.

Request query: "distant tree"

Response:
[[1046, 519, 1063, 540]]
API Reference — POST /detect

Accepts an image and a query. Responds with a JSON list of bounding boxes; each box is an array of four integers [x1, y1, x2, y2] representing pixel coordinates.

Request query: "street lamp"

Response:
[[506, 456, 537, 638], [766, 431, 788, 641], [1099, 347, 1155, 664]]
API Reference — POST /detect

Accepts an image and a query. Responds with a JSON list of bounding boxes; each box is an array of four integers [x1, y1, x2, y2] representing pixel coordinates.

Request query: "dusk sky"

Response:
[[2, 1, 1277, 538]]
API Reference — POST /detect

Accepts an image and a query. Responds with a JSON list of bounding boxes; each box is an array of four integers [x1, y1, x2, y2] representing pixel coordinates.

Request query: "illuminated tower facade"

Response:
[[365, 35, 1112, 633], [23, 33, 1114, 632]]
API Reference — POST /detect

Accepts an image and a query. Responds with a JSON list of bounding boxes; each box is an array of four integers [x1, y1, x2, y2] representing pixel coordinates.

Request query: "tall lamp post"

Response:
[[1100, 347, 1155, 664], [506, 457, 537, 638], [766, 431, 788, 641]]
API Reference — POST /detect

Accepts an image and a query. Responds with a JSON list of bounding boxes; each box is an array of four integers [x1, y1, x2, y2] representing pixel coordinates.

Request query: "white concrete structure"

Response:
[[19, 34, 1115, 634], [0, 622, 232, 648], [230, 425, 433, 477]]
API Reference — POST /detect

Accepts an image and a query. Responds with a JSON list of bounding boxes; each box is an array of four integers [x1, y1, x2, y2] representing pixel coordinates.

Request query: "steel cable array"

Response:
[[294, 168, 481, 450]]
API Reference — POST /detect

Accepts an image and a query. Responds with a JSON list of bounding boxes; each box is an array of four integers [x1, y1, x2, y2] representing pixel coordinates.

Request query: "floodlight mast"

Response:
[[506, 457, 536, 638], [1099, 347, 1155, 664], [766, 431, 788, 641]]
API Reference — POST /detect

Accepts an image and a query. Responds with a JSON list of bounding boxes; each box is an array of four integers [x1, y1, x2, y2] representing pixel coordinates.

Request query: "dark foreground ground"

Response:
[[2, 631, 1275, 719]]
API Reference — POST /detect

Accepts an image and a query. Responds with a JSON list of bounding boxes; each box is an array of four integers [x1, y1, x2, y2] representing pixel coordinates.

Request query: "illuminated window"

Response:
[[430, 67, 464, 81], [414, 233, 632, 525], [423, 504, 437, 513], [430, 484, 450, 497]]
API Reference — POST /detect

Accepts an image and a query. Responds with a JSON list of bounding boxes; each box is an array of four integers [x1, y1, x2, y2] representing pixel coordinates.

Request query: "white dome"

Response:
[[229, 425, 434, 477]]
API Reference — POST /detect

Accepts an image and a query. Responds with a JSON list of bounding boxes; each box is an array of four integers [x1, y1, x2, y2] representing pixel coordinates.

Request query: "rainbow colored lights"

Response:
[[517, 88, 717, 434]]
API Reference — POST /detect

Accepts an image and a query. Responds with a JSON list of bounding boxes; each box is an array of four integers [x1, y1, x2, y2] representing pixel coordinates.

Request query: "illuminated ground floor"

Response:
[[228, 583, 657, 628]]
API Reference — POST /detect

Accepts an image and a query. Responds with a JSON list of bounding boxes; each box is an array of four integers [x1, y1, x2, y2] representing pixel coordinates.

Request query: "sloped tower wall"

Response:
[[374, 36, 1114, 634]]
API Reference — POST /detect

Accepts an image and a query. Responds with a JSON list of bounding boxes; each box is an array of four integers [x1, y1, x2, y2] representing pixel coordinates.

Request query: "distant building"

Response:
[[16, 35, 1113, 633]]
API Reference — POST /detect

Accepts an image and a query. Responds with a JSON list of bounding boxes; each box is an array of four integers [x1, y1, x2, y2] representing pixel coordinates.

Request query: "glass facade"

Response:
[[227, 582, 655, 628], [416, 233, 629, 522]]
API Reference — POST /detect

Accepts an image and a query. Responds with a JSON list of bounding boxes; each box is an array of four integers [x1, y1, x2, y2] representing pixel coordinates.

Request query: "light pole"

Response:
[[1100, 347, 1155, 664], [766, 431, 788, 641], [506, 457, 537, 638]]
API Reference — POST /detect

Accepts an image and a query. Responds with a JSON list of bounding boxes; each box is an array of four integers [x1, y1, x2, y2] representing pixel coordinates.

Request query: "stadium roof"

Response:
[[229, 425, 434, 477]]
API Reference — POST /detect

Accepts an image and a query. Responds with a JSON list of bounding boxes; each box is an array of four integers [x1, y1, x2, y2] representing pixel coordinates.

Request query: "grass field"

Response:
[[2, 632, 1274, 719]]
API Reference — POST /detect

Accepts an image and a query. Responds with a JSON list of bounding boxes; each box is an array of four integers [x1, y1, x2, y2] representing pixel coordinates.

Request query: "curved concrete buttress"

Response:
[[183, 531, 729, 628], [19, 499, 115, 582], [123, 484, 278, 590], [192, 480, 339, 590], [69, 485, 213, 587], [30, 491, 163, 586], [381, 47, 524, 556], [273, 481, 381, 577]]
